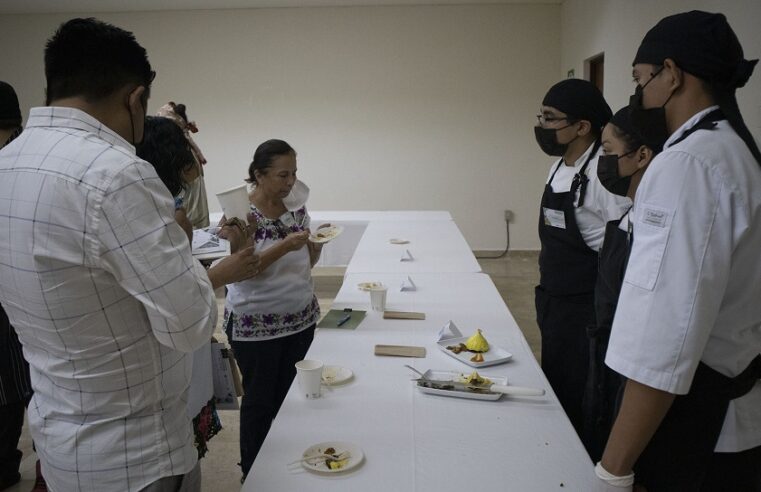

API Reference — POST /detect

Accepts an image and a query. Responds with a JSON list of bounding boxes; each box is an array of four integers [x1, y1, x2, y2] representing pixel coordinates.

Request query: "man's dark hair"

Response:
[[44, 18, 154, 104], [136, 117, 195, 197]]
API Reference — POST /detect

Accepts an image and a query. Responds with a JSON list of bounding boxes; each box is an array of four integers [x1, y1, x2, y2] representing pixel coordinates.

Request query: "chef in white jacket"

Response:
[[595, 11, 761, 492]]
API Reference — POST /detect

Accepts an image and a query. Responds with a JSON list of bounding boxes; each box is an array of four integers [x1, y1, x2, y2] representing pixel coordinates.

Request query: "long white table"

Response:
[[244, 270, 597, 491], [344, 221, 481, 274]]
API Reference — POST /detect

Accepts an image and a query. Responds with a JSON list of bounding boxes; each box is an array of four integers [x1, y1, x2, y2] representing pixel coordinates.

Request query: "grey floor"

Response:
[[9, 251, 540, 491]]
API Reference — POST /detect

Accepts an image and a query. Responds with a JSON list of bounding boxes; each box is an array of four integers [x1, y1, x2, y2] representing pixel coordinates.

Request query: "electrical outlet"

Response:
[[504, 210, 514, 222]]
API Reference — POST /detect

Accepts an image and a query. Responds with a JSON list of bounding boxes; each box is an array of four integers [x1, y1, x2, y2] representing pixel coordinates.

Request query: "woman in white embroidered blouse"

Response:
[[223, 139, 328, 481]]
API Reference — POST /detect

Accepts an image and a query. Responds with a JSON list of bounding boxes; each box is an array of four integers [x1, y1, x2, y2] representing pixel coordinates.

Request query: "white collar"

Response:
[[26, 106, 135, 153], [664, 105, 721, 149]]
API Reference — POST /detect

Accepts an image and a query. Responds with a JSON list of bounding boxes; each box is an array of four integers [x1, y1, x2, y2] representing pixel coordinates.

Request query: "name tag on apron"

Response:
[[543, 207, 566, 229]]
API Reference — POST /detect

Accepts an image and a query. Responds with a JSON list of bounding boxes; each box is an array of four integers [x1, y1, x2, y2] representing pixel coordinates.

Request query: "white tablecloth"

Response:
[[345, 221, 481, 274], [245, 272, 596, 491]]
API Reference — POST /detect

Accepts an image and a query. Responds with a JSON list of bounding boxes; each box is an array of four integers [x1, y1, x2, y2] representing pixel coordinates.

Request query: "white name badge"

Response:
[[543, 207, 566, 229]]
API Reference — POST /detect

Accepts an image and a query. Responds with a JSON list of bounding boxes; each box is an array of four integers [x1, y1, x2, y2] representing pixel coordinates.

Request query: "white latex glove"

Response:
[[593, 462, 634, 492]]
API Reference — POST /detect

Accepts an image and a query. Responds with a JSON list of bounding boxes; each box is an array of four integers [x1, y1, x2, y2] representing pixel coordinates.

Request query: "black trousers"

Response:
[[535, 286, 594, 435], [227, 325, 315, 476], [702, 445, 761, 492], [0, 401, 25, 485]]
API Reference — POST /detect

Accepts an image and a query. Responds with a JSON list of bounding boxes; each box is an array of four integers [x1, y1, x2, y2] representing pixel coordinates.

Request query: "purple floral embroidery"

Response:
[[224, 296, 320, 339], [248, 205, 308, 244]]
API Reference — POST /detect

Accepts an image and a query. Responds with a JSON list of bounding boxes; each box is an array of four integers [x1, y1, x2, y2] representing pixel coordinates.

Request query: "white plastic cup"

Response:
[[216, 184, 250, 222], [369, 284, 388, 312], [295, 359, 324, 399]]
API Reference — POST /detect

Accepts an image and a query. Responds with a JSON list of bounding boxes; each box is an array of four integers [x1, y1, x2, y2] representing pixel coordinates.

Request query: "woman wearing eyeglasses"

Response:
[[533, 79, 631, 441]]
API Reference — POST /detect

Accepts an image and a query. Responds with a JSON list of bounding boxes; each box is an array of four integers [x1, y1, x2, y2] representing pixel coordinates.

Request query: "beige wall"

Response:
[[560, 0, 761, 143], [0, 5, 561, 251], [2, 2, 760, 252]]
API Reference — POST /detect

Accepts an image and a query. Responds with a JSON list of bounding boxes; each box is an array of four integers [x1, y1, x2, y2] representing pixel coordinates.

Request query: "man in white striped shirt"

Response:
[[0, 18, 259, 491]]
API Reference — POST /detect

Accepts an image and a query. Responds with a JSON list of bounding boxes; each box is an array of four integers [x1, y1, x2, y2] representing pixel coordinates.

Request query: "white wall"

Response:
[[561, 0, 761, 143], [0, 4, 561, 251]]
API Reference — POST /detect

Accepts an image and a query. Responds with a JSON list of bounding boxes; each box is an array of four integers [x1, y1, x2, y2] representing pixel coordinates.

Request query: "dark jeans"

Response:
[[0, 401, 25, 486], [227, 324, 315, 476]]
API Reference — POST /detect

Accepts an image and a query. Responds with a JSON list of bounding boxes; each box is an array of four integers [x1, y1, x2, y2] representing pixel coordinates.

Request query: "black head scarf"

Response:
[[633, 11, 760, 164], [542, 79, 612, 132], [609, 105, 663, 154]]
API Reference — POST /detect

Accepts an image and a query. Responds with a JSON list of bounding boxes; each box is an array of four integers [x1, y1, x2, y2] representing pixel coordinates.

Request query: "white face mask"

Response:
[[282, 179, 310, 211]]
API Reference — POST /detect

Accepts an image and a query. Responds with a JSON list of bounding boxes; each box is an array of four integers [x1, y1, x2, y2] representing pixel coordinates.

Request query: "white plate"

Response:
[[415, 370, 508, 401], [309, 225, 344, 243], [357, 281, 383, 292], [322, 365, 353, 386], [437, 336, 513, 368], [301, 441, 364, 474]]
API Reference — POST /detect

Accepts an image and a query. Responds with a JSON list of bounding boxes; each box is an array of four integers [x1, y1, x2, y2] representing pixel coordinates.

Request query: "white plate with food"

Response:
[[321, 365, 353, 386], [309, 225, 344, 243], [438, 336, 513, 368], [357, 281, 383, 291], [300, 442, 364, 474], [414, 370, 508, 401]]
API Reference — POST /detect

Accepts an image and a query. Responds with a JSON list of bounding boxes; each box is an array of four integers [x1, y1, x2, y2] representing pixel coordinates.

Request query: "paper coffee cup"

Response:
[[295, 359, 324, 399], [216, 184, 250, 221], [369, 284, 388, 311]]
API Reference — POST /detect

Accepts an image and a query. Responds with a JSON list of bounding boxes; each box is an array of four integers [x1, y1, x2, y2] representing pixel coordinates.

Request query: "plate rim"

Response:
[[309, 224, 344, 243], [436, 336, 513, 367], [300, 441, 364, 474], [357, 281, 384, 291], [321, 365, 353, 386]]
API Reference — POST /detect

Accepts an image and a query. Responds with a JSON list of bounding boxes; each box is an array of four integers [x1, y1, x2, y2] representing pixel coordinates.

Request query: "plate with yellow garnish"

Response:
[[298, 442, 364, 474]]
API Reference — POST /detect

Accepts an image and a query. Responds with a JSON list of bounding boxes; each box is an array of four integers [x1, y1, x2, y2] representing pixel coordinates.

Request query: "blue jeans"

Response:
[[226, 323, 315, 476]]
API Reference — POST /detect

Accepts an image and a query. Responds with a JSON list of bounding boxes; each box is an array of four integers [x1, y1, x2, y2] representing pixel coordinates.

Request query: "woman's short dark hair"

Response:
[[44, 18, 154, 104], [136, 116, 195, 196], [246, 139, 295, 184]]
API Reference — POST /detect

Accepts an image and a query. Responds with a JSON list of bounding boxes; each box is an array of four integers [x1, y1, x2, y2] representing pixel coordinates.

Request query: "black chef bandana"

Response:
[[609, 105, 663, 154], [632, 10, 758, 91], [542, 79, 612, 132], [0, 81, 22, 128]]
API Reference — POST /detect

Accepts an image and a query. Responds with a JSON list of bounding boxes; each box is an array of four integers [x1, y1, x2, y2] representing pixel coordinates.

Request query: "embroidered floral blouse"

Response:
[[224, 205, 320, 341]]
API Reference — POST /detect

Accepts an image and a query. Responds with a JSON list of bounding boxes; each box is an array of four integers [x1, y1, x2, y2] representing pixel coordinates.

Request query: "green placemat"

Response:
[[317, 309, 366, 329]]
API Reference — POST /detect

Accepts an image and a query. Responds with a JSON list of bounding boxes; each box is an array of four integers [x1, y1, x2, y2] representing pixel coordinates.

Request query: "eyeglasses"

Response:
[[536, 113, 573, 126]]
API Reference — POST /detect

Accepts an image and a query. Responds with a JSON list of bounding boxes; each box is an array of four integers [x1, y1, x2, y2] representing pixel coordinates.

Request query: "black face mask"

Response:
[[629, 67, 673, 151], [597, 150, 638, 197], [534, 125, 576, 157]]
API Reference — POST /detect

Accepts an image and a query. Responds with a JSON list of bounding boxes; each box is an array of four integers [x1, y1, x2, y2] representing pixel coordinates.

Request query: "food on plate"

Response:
[[460, 371, 491, 386], [465, 329, 490, 353], [445, 342, 468, 354], [358, 281, 383, 291], [319, 447, 350, 470], [470, 353, 485, 363]]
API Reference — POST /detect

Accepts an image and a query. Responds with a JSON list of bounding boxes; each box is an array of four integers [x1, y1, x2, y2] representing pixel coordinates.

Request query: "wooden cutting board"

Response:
[[374, 344, 426, 358], [383, 311, 426, 320]]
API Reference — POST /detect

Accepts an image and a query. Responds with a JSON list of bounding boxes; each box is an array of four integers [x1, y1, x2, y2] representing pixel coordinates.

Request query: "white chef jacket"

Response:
[[606, 106, 761, 452], [546, 142, 632, 251]]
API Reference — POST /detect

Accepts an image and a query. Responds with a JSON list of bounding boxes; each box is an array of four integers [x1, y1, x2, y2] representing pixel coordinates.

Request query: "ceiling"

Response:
[[0, 0, 561, 15]]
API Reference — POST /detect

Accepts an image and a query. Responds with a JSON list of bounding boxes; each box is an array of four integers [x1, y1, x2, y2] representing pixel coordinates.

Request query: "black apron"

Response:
[[626, 109, 761, 490], [535, 141, 600, 434], [582, 211, 631, 461]]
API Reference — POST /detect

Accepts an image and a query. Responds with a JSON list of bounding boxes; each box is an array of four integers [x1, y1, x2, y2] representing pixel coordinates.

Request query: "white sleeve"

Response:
[[97, 161, 217, 353], [605, 151, 731, 394]]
